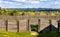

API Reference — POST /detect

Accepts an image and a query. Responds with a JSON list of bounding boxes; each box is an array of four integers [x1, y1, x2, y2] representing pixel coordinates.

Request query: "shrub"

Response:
[[40, 12, 47, 16], [31, 25, 38, 32], [19, 12, 24, 15], [50, 12, 56, 16], [29, 12, 35, 16]]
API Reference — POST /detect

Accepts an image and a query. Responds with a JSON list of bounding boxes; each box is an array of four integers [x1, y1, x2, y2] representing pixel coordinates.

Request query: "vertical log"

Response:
[[38, 19, 40, 32], [5, 20, 8, 31], [58, 20, 60, 37], [27, 19, 29, 31], [49, 19, 52, 31], [17, 20, 19, 32]]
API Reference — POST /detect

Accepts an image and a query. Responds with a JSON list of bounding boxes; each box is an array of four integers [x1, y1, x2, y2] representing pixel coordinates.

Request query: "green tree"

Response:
[[0, 7, 3, 15]]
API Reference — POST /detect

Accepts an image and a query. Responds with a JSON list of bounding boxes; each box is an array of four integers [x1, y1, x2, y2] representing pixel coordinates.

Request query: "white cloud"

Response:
[[13, 0, 27, 2], [0, 0, 13, 5], [4, 1, 13, 4], [0, 1, 2, 2], [31, 1, 40, 5], [13, 0, 40, 5], [40, 0, 48, 1], [55, 2, 60, 5], [0, 0, 3, 2], [15, 4, 22, 6]]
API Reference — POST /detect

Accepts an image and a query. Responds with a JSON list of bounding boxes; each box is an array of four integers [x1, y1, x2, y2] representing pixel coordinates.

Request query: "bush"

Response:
[[40, 12, 47, 16], [19, 12, 24, 15], [7, 12, 14, 16], [29, 12, 35, 16], [31, 25, 38, 32]]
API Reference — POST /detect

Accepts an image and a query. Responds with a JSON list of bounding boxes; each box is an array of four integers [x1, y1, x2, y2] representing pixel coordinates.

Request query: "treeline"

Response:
[[0, 7, 22, 16], [0, 7, 60, 16], [5, 8, 60, 12]]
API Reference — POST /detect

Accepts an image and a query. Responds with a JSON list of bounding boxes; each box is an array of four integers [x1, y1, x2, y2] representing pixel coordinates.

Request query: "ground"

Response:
[[0, 31, 59, 37]]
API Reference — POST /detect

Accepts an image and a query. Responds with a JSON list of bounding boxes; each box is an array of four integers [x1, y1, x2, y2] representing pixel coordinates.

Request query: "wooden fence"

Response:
[[0, 13, 59, 32], [0, 18, 60, 32]]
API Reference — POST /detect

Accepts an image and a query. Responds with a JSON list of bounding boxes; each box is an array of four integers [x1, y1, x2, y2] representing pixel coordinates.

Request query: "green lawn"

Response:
[[0, 31, 59, 37], [0, 31, 37, 37]]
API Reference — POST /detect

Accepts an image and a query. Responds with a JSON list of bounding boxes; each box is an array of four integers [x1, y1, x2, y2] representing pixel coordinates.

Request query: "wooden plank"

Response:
[[8, 20, 17, 32], [19, 19, 27, 32]]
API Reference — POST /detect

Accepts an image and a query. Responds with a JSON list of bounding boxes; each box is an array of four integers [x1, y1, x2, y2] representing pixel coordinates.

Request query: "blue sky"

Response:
[[0, 0, 60, 8]]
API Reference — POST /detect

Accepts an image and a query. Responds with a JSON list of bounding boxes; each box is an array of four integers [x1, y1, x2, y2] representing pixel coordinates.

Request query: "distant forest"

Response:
[[0, 7, 60, 16], [5, 8, 60, 12]]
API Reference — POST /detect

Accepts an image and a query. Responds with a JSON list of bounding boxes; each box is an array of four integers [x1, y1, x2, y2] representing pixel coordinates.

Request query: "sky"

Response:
[[0, 0, 60, 8]]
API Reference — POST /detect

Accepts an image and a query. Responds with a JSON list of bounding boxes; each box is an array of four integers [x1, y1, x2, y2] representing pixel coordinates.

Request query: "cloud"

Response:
[[0, 0, 3, 2], [40, 0, 48, 1], [13, 0, 27, 2], [0, 0, 13, 5], [30, 1, 40, 5], [0, 1, 2, 2], [15, 4, 22, 6], [55, 2, 60, 5], [4, 1, 13, 4], [0, 0, 60, 8], [13, 0, 40, 5]]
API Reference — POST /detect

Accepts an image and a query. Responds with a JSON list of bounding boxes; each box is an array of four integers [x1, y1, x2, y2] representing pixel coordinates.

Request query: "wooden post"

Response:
[[38, 19, 40, 32], [58, 20, 60, 37], [17, 20, 19, 32], [27, 19, 29, 31], [49, 19, 52, 31], [5, 20, 8, 31]]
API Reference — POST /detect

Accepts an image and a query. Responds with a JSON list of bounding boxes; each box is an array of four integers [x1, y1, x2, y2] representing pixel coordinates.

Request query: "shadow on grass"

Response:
[[37, 31, 58, 37], [37, 24, 58, 37]]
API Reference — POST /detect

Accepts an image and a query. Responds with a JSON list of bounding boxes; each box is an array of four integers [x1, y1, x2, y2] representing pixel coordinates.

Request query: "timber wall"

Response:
[[0, 12, 60, 32]]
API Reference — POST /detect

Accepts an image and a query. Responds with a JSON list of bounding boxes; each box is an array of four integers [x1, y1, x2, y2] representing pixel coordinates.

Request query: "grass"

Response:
[[0, 31, 59, 37], [0, 31, 37, 37]]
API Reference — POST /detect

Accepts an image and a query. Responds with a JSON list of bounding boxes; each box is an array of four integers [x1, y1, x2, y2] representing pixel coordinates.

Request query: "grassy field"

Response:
[[0, 31, 37, 37], [0, 31, 59, 37]]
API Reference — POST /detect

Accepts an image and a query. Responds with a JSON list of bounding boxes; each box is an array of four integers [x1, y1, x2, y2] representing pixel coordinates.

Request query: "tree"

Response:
[[0, 7, 1, 14], [0, 7, 3, 15]]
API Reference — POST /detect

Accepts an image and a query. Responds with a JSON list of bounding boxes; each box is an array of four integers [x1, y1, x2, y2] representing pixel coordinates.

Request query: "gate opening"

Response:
[[30, 24, 38, 32]]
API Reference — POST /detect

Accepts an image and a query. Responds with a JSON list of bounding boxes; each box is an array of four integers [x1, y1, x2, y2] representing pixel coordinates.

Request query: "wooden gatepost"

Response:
[[58, 19, 60, 37], [38, 19, 40, 32]]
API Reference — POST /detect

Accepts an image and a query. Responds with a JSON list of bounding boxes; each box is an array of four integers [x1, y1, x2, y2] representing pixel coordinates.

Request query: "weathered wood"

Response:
[[5, 20, 8, 31], [17, 20, 19, 32], [0, 14, 59, 32], [8, 20, 17, 32], [0, 20, 6, 31], [19, 19, 27, 32], [58, 20, 60, 37], [40, 18, 50, 32], [38, 19, 40, 32], [49, 19, 52, 31], [27, 19, 30, 31]]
